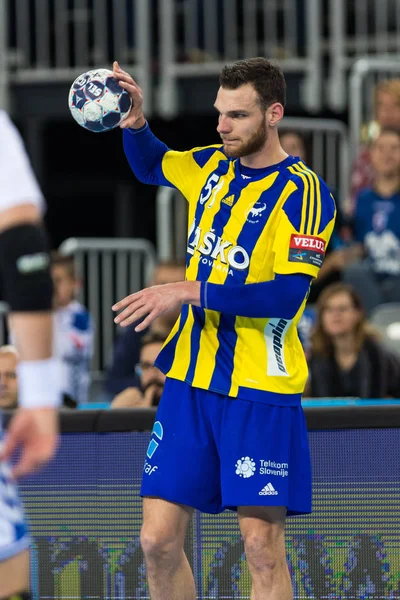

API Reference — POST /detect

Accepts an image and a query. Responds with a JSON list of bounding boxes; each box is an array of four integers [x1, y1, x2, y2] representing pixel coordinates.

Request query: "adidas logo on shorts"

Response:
[[259, 483, 278, 496]]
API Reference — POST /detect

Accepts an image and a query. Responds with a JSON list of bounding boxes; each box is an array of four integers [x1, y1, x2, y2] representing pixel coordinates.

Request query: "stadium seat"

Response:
[[369, 303, 400, 356]]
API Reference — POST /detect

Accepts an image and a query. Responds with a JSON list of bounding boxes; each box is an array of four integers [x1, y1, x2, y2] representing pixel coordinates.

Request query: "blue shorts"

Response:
[[141, 378, 312, 515]]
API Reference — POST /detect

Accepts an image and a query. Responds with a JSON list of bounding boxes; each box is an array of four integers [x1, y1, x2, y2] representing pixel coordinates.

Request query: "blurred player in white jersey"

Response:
[[51, 252, 94, 405], [0, 110, 62, 599]]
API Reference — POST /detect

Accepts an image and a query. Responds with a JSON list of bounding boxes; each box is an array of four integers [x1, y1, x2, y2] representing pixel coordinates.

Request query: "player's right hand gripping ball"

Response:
[[68, 68, 132, 133]]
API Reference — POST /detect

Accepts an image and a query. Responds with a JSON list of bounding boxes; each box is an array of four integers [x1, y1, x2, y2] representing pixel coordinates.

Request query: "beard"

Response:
[[223, 119, 267, 158]]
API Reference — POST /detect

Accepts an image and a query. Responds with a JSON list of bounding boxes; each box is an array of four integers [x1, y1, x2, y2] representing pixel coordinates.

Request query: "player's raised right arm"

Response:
[[113, 61, 204, 198], [113, 61, 172, 187]]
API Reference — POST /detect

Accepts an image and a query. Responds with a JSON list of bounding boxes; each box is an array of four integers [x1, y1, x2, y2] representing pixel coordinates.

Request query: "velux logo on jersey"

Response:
[[187, 220, 250, 275], [289, 234, 326, 268]]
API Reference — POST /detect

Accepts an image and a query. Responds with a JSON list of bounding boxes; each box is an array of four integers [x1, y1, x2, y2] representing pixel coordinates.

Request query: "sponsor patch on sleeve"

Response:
[[288, 234, 326, 267]]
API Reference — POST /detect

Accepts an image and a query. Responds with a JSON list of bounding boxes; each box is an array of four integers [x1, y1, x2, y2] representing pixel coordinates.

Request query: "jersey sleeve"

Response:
[[161, 145, 222, 201], [0, 111, 44, 212], [123, 124, 222, 202], [273, 174, 336, 278]]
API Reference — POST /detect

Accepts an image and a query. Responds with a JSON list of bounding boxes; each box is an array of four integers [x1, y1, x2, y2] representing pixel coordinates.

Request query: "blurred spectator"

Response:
[[0, 344, 77, 410], [305, 283, 400, 398], [105, 259, 186, 397], [280, 130, 307, 162], [111, 332, 166, 408], [0, 345, 18, 409], [309, 216, 363, 304], [349, 78, 400, 214], [297, 306, 316, 359], [51, 251, 94, 405], [344, 128, 400, 315]]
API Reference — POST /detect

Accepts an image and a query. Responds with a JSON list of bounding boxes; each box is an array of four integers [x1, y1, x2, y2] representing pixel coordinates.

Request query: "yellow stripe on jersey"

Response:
[[291, 162, 323, 236], [161, 145, 223, 202], [187, 164, 233, 387], [291, 163, 315, 234], [191, 310, 221, 389], [296, 164, 314, 235], [298, 160, 323, 235], [166, 306, 195, 381], [287, 165, 309, 234]]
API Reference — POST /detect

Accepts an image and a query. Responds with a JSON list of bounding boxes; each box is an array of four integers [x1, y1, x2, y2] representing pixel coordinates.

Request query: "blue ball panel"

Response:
[[85, 120, 107, 133], [118, 92, 132, 114], [105, 76, 123, 95], [102, 111, 121, 129], [73, 89, 86, 109]]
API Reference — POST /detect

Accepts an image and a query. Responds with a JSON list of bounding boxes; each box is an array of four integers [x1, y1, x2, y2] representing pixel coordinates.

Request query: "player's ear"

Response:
[[267, 102, 284, 127]]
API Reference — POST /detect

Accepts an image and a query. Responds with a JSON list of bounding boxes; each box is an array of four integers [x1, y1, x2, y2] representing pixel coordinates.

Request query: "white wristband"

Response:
[[17, 358, 63, 409]]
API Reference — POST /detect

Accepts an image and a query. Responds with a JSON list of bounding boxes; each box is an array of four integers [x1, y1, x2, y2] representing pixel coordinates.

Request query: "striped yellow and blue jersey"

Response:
[[124, 130, 336, 404]]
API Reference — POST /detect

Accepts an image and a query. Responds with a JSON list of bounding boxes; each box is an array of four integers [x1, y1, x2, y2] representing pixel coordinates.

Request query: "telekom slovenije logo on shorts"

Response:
[[235, 457, 256, 478]]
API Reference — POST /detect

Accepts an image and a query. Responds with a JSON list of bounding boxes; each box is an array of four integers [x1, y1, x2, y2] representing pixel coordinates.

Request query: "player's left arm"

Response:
[[112, 273, 312, 329], [112, 180, 336, 328]]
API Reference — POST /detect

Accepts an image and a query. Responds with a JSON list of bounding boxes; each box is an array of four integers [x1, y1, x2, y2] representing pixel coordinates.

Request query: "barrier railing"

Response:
[[156, 117, 349, 260], [157, 0, 322, 117], [59, 237, 157, 374], [349, 56, 400, 160], [328, 0, 400, 111], [3, 0, 152, 113], [2, 403, 399, 599], [3, 0, 400, 120]]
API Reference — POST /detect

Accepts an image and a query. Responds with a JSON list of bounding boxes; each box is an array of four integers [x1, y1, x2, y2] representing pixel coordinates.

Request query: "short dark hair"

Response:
[[219, 57, 286, 110], [140, 332, 167, 350]]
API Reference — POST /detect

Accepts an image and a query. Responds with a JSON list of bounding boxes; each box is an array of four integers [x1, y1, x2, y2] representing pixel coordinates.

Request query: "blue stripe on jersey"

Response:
[[194, 175, 243, 282], [184, 306, 206, 382], [184, 171, 248, 384], [156, 304, 190, 373], [318, 189, 336, 234], [208, 180, 288, 393], [282, 201, 301, 231], [187, 159, 231, 267], [193, 146, 223, 168], [209, 313, 237, 393]]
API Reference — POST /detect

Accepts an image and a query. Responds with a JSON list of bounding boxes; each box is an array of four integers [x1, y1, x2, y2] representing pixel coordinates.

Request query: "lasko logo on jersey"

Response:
[[288, 234, 326, 267], [187, 225, 250, 275]]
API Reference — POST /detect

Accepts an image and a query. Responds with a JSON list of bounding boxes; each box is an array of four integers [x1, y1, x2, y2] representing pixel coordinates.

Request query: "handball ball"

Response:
[[68, 68, 132, 133]]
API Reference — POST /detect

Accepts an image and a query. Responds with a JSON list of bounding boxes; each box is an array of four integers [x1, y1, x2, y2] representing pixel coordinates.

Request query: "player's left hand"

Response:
[[112, 281, 201, 331]]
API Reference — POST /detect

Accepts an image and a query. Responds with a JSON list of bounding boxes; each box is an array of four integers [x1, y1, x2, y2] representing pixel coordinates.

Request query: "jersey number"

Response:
[[199, 174, 223, 208]]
